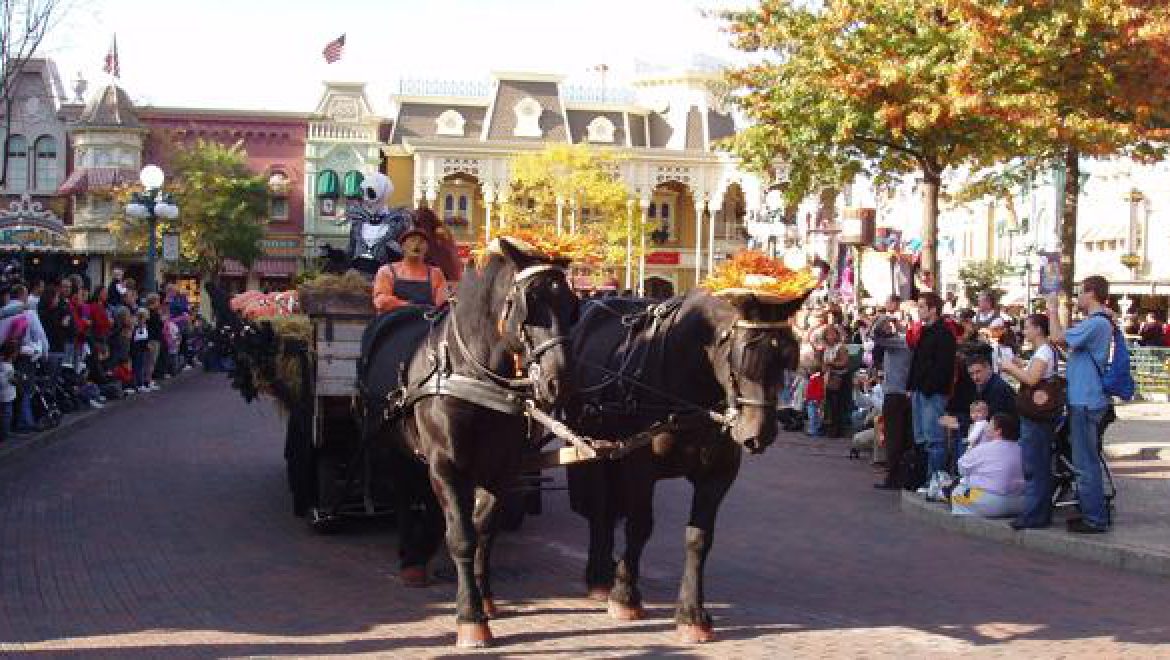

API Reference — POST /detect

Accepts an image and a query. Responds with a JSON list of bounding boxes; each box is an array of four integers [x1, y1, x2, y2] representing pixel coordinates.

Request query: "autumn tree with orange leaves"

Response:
[[723, 0, 1170, 299], [944, 0, 1170, 303]]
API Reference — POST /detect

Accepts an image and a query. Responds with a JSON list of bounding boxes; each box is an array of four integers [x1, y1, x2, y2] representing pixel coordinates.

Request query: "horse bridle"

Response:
[[717, 318, 791, 427], [447, 262, 571, 399]]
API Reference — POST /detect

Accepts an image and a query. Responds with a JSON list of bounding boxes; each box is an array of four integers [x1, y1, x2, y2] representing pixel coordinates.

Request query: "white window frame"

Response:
[[32, 135, 57, 191], [436, 109, 466, 137], [586, 116, 616, 143], [6, 134, 28, 192], [513, 97, 543, 138]]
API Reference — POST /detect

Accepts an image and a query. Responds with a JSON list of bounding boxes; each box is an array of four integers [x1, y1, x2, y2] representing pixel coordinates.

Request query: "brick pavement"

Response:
[[1, 373, 1168, 658]]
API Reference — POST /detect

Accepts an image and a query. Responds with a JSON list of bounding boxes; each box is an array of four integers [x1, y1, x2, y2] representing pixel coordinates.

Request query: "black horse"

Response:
[[359, 237, 577, 648], [565, 290, 806, 643]]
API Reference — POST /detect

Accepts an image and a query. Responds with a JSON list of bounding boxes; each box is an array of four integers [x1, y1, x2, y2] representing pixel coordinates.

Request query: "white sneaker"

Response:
[[138, 386, 149, 393], [123, 388, 137, 395], [148, 382, 160, 391], [183, 365, 192, 371], [89, 400, 105, 409]]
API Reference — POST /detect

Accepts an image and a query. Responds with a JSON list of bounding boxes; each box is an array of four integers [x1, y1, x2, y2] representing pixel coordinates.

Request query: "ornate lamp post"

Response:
[[124, 165, 180, 295], [1123, 187, 1145, 282]]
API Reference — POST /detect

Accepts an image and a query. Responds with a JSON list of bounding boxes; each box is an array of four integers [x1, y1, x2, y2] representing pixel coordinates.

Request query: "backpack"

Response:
[[1090, 313, 1136, 401]]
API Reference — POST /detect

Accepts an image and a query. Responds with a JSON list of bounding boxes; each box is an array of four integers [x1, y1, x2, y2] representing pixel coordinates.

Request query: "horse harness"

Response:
[[379, 262, 570, 422], [577, 298, 791, 444]]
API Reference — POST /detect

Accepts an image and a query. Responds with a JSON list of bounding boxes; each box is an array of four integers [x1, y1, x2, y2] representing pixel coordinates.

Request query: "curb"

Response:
[[0, 369, 207, 468], [1104, 446, 1170, 461], [899, 489, 1170, 580]]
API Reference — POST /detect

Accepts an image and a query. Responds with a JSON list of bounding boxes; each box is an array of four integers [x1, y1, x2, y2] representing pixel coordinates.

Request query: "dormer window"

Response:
[[513, 97, 542, 138], [586, 116, 616, 143], [436, 109, 466, 137]]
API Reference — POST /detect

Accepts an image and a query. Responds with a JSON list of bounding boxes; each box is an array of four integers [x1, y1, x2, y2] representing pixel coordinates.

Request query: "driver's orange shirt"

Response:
[[372, 261, 449, 313]]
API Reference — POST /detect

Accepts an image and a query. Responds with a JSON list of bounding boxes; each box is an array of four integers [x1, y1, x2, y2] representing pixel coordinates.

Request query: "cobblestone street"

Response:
[[1, 373, 1168, 658]]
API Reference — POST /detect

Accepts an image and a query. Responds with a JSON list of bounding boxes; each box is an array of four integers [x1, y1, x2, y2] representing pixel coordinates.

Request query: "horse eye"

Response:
[[770, 338, 779, 348]]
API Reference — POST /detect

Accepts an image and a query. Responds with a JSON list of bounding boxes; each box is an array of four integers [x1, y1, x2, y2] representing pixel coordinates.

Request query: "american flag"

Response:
[[104, 35, 120, 78], [322, 34, 345, 64]]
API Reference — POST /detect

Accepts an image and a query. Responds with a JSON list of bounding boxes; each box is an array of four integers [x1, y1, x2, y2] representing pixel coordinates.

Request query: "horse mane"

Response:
[[448, 251, 518, 373]]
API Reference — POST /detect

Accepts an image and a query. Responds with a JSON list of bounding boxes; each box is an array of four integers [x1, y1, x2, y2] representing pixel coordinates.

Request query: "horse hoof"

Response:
[[399, 566, 428, 588], [677, 622, 716, 644], [607, 601, 646, 621], [456, 622, 494, 648], [586, 586, 611, 602], [481, 597, 500, 619]]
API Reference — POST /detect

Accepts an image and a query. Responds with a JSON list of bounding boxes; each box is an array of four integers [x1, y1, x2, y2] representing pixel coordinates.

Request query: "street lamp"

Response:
[[124, 165, 179, 295]]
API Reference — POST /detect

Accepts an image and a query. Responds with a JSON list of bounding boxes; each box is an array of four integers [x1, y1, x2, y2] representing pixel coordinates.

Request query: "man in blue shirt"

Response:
[[1046, 276, 1113, 533]]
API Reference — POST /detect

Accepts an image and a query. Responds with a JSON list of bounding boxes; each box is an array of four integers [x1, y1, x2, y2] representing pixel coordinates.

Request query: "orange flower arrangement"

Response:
[[474, 227, 602, 266], [702, 250, 817, 303]]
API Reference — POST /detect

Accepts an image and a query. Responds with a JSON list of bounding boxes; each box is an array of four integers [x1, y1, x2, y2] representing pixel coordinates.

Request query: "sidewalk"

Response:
[[0, 368, 205, 467], [902, 402, 1170, 579]]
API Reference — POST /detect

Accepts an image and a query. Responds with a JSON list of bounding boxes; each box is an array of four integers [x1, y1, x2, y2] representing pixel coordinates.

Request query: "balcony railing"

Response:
[[309, 122, 377, 142]]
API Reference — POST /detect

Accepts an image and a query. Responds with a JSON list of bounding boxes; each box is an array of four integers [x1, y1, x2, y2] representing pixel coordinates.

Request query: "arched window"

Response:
[[661, 203, 670, 219], [444, 194, 455, 212], [32, 136, 57, 190], [458, 195, 468, 213], [648, 203, 657, 219], [6, 134, 28, 192]]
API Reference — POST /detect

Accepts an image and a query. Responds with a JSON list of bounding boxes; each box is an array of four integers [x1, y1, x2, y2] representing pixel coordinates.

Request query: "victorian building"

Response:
[[308, 67, 763, 296], [0, 59, 79, 281]]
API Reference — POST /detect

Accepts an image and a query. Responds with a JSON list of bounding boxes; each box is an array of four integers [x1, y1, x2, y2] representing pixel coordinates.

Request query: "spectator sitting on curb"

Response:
[[942, 353, 1017, 462], [950, 413, 1026, 518]]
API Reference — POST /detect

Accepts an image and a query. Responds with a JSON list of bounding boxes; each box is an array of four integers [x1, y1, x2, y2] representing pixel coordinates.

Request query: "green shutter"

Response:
[[316, 169, 340, 198], [342, 170, 364, 199]]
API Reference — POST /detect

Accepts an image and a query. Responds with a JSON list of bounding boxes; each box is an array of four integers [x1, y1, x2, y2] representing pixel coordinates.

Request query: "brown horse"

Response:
[[566, 290, 806, 643]]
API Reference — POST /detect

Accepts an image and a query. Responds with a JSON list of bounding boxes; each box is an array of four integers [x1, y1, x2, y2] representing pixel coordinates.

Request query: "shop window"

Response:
[[270, 196, 289, 220], [5, 134, 28, 192]]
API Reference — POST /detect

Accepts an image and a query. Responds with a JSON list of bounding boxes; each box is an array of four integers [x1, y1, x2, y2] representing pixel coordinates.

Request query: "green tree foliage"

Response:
[[957, 259, 1013, 306], [112, 137, 268, 280], [722, 0, 1019, 288], [943, 0, 1170, 304], [501, 144, 638, 269]]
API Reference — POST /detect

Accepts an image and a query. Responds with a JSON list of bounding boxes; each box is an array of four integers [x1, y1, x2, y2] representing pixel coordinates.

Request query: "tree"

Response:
[[957, 259, 1013, 306], [1, 0, 67, 185], [723, 0, 1023, 289], [111, 137, 268, 282], [501, 144, 637, 271], [942, 1, 1170, 309]]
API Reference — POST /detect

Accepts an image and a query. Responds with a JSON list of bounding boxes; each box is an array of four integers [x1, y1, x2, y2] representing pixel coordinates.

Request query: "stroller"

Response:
[[15, 358, 62, 431], [1050, 407, 1118, 516]]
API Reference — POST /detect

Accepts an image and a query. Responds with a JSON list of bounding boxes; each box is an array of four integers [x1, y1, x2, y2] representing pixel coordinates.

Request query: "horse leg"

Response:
[[430, 462, 492, 648], [473, 487, 502, 618], [396, 459, 433, 588], [675, 467, 738, 643], [607, 482, 654, 621], [584, 509, 617, 601]]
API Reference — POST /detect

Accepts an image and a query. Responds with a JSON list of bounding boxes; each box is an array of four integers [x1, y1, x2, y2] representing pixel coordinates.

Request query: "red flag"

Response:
[[104, 35, 120, 78], [322, 34, 345, 64]]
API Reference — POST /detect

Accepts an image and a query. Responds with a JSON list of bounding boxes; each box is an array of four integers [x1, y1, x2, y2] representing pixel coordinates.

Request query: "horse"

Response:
[[358, 237, 578, 648], [565, 289, 807, 644]]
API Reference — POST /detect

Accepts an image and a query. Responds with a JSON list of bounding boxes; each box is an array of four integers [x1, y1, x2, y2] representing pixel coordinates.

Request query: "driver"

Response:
[[372, 226, 449, 313]]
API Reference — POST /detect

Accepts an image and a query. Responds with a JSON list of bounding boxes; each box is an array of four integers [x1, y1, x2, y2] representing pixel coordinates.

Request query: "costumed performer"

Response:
[[346, 172, 412, 276], [372, 224, 449, 313]]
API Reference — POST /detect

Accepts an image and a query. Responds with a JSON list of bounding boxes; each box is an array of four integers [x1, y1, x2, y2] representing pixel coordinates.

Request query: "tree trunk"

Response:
[[1060, 147, 1080, 321], [921, 171, 942, 293]]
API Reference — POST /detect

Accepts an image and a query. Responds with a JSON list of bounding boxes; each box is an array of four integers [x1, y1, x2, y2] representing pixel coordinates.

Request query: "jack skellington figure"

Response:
[[345, 172, 412, 276]]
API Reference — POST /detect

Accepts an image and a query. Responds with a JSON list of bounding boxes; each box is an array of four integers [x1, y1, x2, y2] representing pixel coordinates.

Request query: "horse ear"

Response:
[[495, 237, 536, 268]]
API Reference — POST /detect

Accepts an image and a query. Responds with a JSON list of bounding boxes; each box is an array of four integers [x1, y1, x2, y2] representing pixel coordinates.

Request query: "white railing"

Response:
[[309, 122, 377, 142], [562, 85, 637, 104], [397, 78, 493, 98]]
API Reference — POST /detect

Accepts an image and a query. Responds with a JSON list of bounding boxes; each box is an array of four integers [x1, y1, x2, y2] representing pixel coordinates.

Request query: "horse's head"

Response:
[[706, 291, 808, 454], [485, 237, 578, 407]]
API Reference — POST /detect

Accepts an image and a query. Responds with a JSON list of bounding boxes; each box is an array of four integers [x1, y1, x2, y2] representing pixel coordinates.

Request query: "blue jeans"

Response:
[[1018, 417, 1056, 525], [911, 391, 948, 477], [1068, 405, 1110, 528], [0, 401, 11, 442], [806, 401, 822, 435]]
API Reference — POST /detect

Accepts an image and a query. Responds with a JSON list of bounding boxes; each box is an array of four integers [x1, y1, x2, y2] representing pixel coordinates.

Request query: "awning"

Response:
[[221, 259, 248, 276], [342, 170, 364, 199], [253, 258, 298, 277], [57, 167, 140, 195], [316, 169, 340, 198]]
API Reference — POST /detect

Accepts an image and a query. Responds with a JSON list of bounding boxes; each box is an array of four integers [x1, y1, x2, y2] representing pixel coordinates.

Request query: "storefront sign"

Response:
[[840, 207, 876, 245], [645, 251, 680, 265], [261, 236, 304, 257], [162, 232, 180, 261]]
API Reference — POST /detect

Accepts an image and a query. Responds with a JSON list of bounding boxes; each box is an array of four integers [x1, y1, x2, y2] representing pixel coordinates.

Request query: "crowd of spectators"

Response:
[[0, 268, 207, 446], [788, 275, 1124, 535]]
